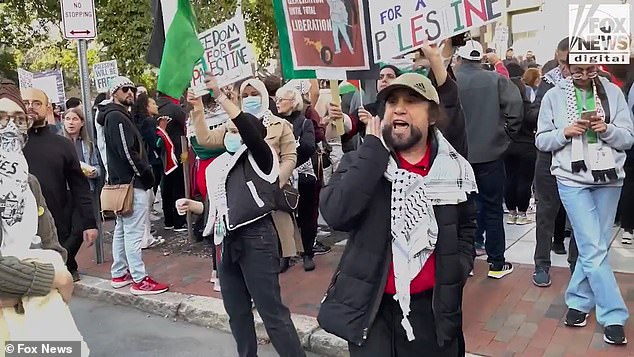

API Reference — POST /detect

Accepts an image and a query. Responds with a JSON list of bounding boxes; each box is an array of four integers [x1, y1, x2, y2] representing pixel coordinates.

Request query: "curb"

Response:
[[74, 275, 349, 356], [75, 275, 483, 357]]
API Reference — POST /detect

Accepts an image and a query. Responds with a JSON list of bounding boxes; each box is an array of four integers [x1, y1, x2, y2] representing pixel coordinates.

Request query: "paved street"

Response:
[[71, 297, 322, 357]]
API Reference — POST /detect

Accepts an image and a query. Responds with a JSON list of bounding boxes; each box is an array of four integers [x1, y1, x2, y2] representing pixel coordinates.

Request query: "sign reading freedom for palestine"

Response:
[[369, 0, 504, 62], [190, 9, 252, 97]]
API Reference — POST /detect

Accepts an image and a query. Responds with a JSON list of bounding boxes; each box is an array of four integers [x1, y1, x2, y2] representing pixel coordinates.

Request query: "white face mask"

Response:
[[224, 132, 243, 153]]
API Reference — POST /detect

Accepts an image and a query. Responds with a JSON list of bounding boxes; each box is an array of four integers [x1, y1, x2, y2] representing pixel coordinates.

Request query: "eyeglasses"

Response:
[[121, 87, 137, 94], [0, 111, 35, 130], [22, 100, 43, 109], [571, 70, 598, 80]]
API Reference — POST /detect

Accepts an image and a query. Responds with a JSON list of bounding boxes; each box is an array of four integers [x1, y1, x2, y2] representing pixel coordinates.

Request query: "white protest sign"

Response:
[[93, 60, 119, 93], [33, 69, 66, 106], [493, 24, 509, 54], [369, 0, 505, 62], [17, 68, 34, 90], [191, 8, 252, 97]]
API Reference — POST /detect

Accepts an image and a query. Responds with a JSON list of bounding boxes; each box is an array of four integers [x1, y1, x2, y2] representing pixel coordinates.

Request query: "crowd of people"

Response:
[[0, 32, 633, 357]]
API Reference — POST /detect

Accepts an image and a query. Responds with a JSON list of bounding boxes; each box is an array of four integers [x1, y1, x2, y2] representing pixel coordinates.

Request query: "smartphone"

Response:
[[580, 110, 597, 121]]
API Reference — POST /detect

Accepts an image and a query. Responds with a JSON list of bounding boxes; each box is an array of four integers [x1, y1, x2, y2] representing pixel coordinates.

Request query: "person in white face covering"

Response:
[[192, 76, 301, 272]]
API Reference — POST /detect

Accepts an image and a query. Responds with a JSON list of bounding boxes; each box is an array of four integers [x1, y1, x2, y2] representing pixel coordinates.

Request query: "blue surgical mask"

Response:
[[242, 96, 263, 115], [224, 132, 242, 153]]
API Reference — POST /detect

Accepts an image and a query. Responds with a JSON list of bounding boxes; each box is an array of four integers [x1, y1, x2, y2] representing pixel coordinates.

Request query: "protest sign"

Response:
[[17, 68, 34, 90], [369, 0, 505, 62], [493, 24, 509, 54], [274, 0, 370, 71], [190, 8, 252, 97], [33, 69, 66, 106], [93, 60, 119, 93]]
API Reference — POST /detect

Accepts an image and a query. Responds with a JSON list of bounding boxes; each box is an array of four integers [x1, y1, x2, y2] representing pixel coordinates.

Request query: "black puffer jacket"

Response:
[[318, 135, 476, 348]]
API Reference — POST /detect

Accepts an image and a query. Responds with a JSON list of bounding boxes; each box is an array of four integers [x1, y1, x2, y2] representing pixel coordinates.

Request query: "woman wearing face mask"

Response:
[[536, 61, 634, 345], [179, 74, 305, 357], [276, 86, 318, 271], [191, 74, 299, 273]]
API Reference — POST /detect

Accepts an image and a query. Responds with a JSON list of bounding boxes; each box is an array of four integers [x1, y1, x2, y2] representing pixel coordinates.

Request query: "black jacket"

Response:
[[281, 111, 316, 167], [317, 135, 476, 348], [134, 114, 161, 167], [157, 96, 187, 159], [23, 125, 97, 238], [96, 103, 154, 190]]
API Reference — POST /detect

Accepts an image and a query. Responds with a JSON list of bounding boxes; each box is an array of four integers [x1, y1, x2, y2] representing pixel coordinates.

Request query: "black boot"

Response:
[[280, 257, 291, 273], [303, 255, 315, 272]]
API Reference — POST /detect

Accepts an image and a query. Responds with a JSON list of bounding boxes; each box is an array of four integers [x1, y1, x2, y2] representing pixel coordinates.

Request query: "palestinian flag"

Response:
[[147, 0, 203, 99], [339, 80, 360, 96], [156, 126, 178, 175]]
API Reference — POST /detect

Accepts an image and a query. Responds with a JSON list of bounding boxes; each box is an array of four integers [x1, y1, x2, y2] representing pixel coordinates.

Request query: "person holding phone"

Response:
[[536, 60, 634, 345]]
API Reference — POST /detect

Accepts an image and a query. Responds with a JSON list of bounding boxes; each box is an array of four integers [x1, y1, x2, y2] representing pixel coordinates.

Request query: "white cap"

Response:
[[456, 40, 484, 61], [109, 76, 135, 96]]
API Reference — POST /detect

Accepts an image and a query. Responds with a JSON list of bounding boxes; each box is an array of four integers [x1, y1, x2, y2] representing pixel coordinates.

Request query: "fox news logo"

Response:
[[568, 4, 631, 64]]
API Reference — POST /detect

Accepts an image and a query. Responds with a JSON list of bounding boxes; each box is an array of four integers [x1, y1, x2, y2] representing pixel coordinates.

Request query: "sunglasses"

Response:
[[120, 87, 137, 94], [0, 111, 36, 131]]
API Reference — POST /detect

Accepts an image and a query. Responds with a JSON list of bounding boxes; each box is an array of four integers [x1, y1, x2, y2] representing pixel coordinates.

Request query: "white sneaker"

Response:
[[506, 211, 518, 225], [515, 213, 531, 225], [622, 231, 633, 245], [210, 270, 218, 284]]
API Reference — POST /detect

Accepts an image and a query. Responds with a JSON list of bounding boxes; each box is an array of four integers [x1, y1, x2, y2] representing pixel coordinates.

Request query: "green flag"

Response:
[[154, 0, 204, 98]]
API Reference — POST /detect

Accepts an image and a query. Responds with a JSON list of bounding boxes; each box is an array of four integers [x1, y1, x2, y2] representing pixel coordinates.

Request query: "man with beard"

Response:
[[318, 73, 477, 356], [21, 88, 97, 282], [96, 76, 168, 295]]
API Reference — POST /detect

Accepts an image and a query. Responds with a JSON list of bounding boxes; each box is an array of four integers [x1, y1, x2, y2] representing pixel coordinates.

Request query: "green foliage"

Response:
[[0, 51, 19, 83], [1, 0, 279, 92]]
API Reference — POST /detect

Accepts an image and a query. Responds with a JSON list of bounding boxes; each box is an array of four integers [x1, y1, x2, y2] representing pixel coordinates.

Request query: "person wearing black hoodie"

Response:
[[21, 88, 98, 282], [96, 76, 168, 295], [156, 92, 187, 231]]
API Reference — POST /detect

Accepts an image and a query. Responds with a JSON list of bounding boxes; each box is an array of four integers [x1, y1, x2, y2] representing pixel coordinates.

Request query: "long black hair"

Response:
[[133, 92, 151, 122]]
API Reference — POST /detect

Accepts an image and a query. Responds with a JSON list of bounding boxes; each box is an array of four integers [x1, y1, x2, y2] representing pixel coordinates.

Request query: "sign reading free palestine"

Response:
[[369, 0, 505, 62]]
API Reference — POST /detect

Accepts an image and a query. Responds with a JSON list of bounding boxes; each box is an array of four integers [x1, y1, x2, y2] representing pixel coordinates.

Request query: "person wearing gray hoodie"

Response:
[[536, 61, 634, 345]]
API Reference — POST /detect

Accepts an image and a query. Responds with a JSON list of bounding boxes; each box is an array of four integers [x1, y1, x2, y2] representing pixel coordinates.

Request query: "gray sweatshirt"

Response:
[[536, 77, 634, 187]]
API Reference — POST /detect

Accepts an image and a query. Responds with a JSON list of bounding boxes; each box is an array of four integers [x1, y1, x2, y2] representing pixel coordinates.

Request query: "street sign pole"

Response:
[[77, 39, 104, 264]]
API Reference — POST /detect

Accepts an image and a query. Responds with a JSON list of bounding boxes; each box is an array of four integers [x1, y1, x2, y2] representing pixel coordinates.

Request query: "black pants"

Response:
[[473, 160, 506, 266], [62, 207, 85, 273], [619, 164, 634, 231], [161, 165, 186, 228], [219, 218, 305, 357], [349, 292, 462, 357], [504, 143, 536, 212], [533, 151, 578, 268], [152, 164, 163, 195], [553, 206, 567, 245], [297, 174, 318, 257]]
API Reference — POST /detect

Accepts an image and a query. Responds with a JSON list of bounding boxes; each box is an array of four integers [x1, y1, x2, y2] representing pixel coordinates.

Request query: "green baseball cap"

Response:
[[376, 72, 440, 104]]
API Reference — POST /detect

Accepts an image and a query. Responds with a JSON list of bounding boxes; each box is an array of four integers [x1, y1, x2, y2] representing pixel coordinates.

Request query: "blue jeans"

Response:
[[558, 183, 629, 326], [111, 188, 148, 283], [473, 160, 506, 266]]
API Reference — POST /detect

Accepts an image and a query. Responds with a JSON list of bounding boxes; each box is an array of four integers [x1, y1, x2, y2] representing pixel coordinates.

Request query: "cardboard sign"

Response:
[[190, 8, 252, 97], [93, 60, 119, 93], [369, 0, 505, 62], [279, 0, 370, 71]]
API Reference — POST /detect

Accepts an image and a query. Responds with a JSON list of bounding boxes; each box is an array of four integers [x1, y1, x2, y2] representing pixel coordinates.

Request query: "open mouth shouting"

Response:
[[392, 119, 410, 135]]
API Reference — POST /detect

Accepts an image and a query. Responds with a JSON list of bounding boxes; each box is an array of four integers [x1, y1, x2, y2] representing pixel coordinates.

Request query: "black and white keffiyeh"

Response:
[[563, 78, 617, 182], [383, 128, 477, 341]]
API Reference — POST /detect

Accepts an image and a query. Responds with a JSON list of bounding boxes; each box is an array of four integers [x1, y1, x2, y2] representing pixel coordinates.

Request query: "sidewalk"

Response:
[[75, 217, 634, 356]]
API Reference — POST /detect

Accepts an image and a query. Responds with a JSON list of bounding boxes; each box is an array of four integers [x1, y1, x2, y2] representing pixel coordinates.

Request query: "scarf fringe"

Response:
[[592, 168, 618, 183], [571, 160, 587, 173]]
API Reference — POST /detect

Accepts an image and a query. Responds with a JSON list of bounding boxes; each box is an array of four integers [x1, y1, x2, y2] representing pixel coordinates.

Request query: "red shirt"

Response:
[[385, 146, 436, 295]]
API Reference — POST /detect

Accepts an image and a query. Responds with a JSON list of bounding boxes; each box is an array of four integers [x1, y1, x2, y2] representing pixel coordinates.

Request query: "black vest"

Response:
[[224, 150, 278, 231]]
